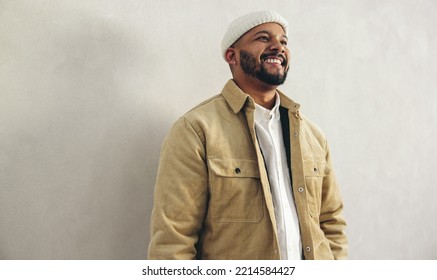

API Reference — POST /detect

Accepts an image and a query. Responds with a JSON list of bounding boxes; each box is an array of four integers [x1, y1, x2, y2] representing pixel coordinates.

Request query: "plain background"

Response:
[[1, 0, 436, 259]]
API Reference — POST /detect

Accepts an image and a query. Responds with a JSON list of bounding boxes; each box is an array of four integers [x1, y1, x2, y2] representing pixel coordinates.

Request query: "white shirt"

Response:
[[254, 94, 303, 260]]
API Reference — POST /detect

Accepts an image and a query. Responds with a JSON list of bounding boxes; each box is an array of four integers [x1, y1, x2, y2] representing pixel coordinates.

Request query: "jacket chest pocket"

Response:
[[207, 158, 264, 223], [303, 159, 330, 218]]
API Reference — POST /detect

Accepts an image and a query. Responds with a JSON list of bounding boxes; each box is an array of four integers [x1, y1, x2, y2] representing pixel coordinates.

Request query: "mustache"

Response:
[[260, 52, 287, 66]]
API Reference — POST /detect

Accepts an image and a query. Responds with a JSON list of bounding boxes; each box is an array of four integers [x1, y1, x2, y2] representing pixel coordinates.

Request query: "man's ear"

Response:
[[225, 48, 237, 65]]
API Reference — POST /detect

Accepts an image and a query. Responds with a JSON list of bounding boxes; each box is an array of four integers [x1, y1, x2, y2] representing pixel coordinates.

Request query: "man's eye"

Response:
[[257, 36, 269, 41], [281, 40, 288, 46]]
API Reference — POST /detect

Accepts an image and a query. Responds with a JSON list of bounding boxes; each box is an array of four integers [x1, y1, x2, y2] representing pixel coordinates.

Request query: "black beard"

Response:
[[239, 50, 288, 86]]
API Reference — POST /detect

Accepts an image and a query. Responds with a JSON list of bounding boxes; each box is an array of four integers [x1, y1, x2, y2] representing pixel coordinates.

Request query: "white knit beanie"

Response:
[[221, 10, 289, 60]]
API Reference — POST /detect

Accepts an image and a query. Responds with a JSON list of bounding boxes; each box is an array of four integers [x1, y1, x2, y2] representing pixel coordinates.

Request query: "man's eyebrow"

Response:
[[253, 30, 288, 39]]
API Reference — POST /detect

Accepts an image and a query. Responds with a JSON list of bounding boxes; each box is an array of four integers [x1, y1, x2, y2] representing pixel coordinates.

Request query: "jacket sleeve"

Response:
[[148, 117, 208, 259], [320, 142, 348, 259]]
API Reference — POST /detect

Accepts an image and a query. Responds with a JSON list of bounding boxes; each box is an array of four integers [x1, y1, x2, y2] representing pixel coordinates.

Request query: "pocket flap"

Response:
[[303, 158, 330, 177], [208, 158, 260, 178]]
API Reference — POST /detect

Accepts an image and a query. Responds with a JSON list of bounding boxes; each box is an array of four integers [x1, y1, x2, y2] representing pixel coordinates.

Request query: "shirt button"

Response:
[[298, 187, 304, 192], [306, 246, 311, 252], [235, 168, 241, 174]]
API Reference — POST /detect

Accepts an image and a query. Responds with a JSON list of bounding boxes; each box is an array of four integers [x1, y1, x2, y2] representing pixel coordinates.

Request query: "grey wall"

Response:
[[1, 0, 436, 259]]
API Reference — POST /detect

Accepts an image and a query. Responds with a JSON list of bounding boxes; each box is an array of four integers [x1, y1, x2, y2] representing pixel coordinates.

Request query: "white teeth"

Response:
[[265, 58, 281, 64]]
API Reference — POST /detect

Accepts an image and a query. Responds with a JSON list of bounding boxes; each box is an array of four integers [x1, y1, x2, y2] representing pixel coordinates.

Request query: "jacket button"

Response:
[[298, 187, 304, 192], [294, 131, 299, 137], [306, 246, 311, 252], [235, 168, 241, 174]]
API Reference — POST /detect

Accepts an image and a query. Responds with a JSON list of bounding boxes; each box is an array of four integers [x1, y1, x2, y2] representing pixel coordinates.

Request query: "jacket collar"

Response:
[[221, 79, 301, 114]]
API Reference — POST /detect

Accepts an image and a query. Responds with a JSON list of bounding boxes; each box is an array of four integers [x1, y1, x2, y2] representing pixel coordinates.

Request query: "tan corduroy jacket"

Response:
[[148, 80, 348, 260]]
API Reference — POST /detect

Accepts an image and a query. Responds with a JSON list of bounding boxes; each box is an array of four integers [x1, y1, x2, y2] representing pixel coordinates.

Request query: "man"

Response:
[[148, 10, 347, 260]]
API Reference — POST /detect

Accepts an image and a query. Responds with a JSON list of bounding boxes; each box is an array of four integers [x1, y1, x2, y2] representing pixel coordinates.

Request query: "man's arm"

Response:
[[319, 142, 348, 259], [148, 117, 208, 259]]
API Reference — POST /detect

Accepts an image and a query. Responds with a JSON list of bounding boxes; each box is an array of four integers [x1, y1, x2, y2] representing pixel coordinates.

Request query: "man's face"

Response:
[[233, 23, 290, 86]]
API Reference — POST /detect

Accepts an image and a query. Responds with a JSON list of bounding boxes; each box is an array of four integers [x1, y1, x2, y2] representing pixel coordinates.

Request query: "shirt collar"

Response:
[[254, 93, 281, 122]]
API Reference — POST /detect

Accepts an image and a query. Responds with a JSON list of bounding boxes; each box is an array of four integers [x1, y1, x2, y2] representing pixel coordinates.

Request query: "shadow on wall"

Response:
[[0, 4, 165, 259], [48, 12, 167, 259]]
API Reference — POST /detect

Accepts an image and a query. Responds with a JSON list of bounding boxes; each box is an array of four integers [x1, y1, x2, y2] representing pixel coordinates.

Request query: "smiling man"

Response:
[[148, 11, 348, 260]]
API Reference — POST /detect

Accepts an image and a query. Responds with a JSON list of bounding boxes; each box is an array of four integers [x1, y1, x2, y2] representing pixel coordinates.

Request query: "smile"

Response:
[[264, 58, 282, 65], [261, 53, 286, 67]]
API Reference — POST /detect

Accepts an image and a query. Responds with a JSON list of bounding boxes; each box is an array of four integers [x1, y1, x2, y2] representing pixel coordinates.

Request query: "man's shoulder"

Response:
[[182, 93, 230, 122], [185, 94, 223, 113], [167, 93, 232, 143], [300, 114, 328, 145]]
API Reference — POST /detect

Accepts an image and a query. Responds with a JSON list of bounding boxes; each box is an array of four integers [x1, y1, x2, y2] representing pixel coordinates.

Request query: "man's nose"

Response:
[[269, 39, 286, 53]]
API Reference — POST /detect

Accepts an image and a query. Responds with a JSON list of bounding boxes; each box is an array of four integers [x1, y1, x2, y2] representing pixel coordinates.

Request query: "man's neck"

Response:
[[233, 77, 278, 110]]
